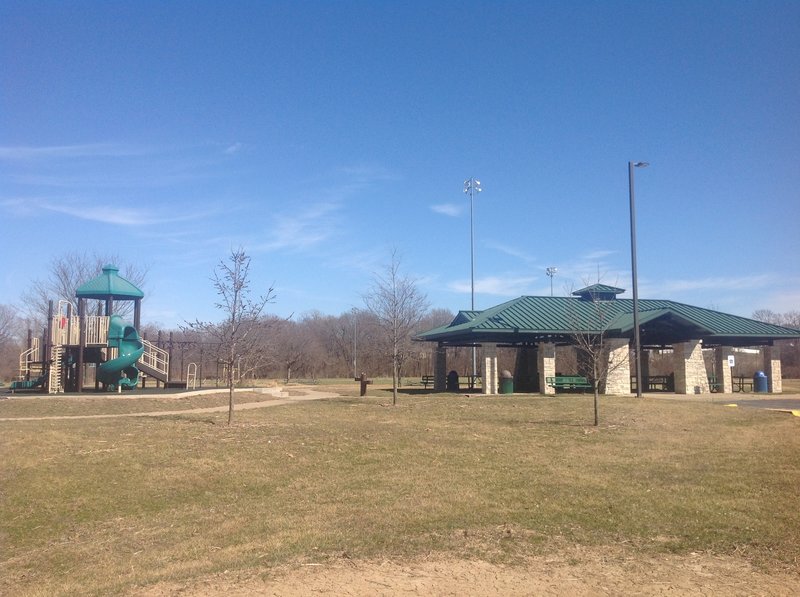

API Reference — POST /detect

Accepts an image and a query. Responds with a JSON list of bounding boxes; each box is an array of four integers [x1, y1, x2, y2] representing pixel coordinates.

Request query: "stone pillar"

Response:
[[673, 340, 709, 394], [764, 345, 782, 394], [603, 339, 631, 395], [640, 349, 651, 392], [714, 347, 734, 393], [434, 345, 447, 392], [483, 343, 498, 394], [513, 347, 539, 392], [537, 342, 556, 395]]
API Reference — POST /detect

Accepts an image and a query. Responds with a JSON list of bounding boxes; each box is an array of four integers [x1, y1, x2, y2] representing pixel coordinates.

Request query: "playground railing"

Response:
[[84, 316, 110, 345], [50, 315, 110, 346], [19, 337, 40, 378], [140, 339, 169, 378]]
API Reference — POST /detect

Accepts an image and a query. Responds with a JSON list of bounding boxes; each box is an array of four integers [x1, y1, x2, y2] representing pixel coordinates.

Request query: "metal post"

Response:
[[464, 177, 482, 380], [352, 308, 358, 380], [546, 267, 557, 297], [629, 161, 648, 397]]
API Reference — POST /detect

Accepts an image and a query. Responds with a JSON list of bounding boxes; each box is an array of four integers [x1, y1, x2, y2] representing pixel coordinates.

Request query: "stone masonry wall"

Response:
[[537, 342, 556, 395], [714, 346, 734, 393], [673, 340, 709, 394], [483, 343, 498, 394], [764, 345, 782, 393], [603, 339, 631, 395]]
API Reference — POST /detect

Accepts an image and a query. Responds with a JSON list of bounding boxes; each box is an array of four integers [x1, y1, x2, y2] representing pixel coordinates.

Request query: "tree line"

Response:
[[0, 250, 475, 385]]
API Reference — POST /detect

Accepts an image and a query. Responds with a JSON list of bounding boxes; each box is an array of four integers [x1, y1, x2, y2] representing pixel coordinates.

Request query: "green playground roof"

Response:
[[75, 265, 144, 300], [416, 285, 800, 348]]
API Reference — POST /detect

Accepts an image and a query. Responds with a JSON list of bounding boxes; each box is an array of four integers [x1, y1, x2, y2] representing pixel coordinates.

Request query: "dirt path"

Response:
[[0, 387, 338, 422], [134, 549, 799, 596]]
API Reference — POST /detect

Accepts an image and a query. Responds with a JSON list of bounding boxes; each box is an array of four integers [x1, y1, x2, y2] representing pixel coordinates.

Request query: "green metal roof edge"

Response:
[[75, 264, 144, 299], [417, 295, 800, 342]]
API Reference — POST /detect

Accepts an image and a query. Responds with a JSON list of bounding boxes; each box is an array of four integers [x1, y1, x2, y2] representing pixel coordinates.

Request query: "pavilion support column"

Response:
[[537, 342, 556, 395], [603, 339, 631, 395], [763, 345, 782, 394], [482, 343, 498, 394], [433, 345, 447, 392], [714, 346, 734, 394], [673, 340, 709, 394], [513, 347, 539, 393]]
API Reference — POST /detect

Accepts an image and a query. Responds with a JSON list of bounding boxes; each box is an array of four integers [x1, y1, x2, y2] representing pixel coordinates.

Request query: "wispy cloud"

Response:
[[1, 197, 208, 227], [486, 241, 537, 263], [448, 275, 537, 297], [0, 143, 148, 160], [224, 142, 243, 155], [255, 201, 342, 252], [580, 249, 617, 261], [338, 163, 399, 185], [430, 203, 462, 217], [641, 274, 775, 297]]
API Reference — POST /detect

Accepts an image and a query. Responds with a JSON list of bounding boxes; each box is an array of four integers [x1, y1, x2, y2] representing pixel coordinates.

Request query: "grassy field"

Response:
[[1, 385, 799, 595]]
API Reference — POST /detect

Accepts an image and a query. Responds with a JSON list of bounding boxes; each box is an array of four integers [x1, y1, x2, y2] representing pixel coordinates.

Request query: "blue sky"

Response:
[[2, 1, 798, 329]]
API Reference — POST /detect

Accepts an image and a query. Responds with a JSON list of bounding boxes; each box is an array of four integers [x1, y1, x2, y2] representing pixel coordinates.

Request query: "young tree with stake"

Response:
[[364, 251, 429, 405], [186, 248, 275, 425]]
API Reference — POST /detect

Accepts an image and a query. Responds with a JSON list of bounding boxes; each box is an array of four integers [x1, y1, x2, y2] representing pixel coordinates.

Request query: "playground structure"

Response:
[[12, 265, 177, 393]]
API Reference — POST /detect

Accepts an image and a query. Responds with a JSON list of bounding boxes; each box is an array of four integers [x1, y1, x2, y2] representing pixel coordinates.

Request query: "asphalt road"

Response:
[[723, 398, 800, 412]]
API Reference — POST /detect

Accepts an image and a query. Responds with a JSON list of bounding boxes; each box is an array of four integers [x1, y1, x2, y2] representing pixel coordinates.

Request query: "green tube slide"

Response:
[[98, 314, 144, 391]]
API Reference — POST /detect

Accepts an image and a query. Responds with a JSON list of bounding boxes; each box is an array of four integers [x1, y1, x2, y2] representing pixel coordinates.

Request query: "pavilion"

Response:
[[415, 284, 800, 395]]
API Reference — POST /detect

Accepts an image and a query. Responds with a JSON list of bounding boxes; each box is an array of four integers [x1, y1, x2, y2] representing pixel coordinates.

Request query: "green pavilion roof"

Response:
[[416, 291, 800, 349], [75, 265, 144, 300]]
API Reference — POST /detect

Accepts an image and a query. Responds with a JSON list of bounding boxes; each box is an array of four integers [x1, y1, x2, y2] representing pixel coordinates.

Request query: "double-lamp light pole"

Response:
[[464, 177, 482, 379], [628, 161, 648, 398]]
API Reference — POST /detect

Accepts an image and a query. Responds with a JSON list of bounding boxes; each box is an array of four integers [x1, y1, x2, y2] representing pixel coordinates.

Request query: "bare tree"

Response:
[[273, 319, 312, 382], [753, 309, 800, 378], [364, 251, 429, 405], [185, 248, 275, 425], [22, 251, 148, 325], [567, 293, 629, 426], [0, 304, 24, 380]]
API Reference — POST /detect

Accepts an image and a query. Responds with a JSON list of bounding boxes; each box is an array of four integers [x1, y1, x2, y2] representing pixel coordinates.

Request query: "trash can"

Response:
[[446, 370, 460, 392], [499, 370, 514, 394], [753, 370, 768, 393]]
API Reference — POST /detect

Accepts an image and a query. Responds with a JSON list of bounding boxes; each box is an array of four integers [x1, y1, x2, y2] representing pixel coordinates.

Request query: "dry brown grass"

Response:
[[0, 391, 279, 418], [1, 387, 799, 596]]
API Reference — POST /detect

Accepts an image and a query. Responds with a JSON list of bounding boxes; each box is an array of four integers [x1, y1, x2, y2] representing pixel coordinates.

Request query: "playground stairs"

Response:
[[49, 345, 64, 394], [138, 339, 169, 382], [138, 339, 186, 387], [19, 338, 41, 379]]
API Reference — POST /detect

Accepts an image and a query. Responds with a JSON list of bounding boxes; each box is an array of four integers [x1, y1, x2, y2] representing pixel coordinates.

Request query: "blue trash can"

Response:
[[753, 371, 768, 393]]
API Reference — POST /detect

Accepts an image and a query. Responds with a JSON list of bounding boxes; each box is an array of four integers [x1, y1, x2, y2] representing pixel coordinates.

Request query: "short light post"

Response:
[[464, 177, 482, 380], [352, 307, 358, 379], [629, 161, 649, 398], [546, 267, 558, 296]]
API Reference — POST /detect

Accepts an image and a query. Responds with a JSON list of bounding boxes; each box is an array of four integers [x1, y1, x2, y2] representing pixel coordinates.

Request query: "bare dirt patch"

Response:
[[133, 549, 798, 596]]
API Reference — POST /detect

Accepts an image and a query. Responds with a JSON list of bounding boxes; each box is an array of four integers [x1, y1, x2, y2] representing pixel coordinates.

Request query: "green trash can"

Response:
[[499, 370, 514, 394]]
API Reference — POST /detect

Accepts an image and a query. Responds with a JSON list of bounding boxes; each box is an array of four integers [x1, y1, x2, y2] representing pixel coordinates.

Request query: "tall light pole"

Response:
[[629, 161, 649, 398], [464, 177, 482, 380], [546, 267, 558, 296]]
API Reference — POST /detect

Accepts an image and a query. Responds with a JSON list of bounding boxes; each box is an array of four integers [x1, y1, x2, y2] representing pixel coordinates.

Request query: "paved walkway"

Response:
[[0, 387, 340, 422]]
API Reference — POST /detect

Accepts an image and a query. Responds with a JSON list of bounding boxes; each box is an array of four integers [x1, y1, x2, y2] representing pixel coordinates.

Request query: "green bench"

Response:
[[546, 375, 593, 391]]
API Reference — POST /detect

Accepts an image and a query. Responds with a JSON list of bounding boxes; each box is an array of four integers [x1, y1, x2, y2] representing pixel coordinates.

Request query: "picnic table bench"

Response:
[[546, 375, 592, 391], [733, 376, 754, 392], [420, 375, 482, 390]]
